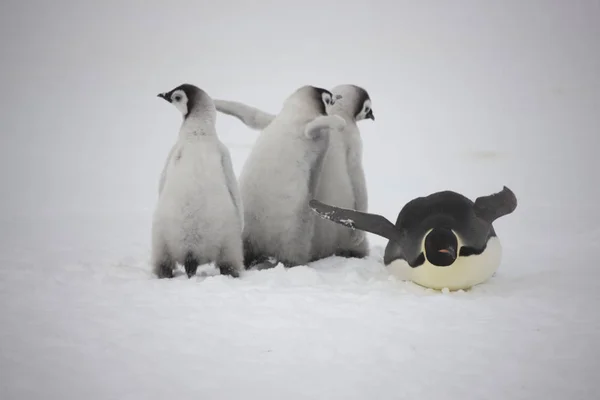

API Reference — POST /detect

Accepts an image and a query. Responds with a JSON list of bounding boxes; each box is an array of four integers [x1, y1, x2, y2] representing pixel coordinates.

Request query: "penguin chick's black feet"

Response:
[[252, 257, 279, 271], [217, 263, 240, 278], [184, 255, 199, 278], [156, 263, 174, 279], [335, 249, 367, 259], [279, 259, 303, 269], [245, 255, 277, 270], [243, 241, 259, 269]]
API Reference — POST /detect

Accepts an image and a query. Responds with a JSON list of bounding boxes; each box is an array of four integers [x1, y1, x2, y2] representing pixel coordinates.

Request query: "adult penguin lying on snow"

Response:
[[308, 186, 518, 291]]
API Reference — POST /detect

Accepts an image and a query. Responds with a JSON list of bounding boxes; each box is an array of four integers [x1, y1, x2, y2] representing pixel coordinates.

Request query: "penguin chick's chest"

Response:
[[318, 132, 354, 203], [161, 140, 232, 212], [387, 237, 503, 291]]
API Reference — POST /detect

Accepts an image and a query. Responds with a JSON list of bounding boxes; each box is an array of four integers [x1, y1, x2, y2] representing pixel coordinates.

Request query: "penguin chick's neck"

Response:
[[329, 96, 359, 121], [179, 106, 217, 138], [328, 105, 357, 123]]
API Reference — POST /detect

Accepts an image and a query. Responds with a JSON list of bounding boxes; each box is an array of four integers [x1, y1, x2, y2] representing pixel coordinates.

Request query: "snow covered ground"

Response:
[[1, 1, 599, 399]]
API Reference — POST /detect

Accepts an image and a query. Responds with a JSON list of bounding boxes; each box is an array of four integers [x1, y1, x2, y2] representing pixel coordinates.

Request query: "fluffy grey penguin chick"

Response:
[[310, 84, 374, 261], [239, 85, 346, 269], [213, 84, 375, 261], [152, 84, 244, 279]]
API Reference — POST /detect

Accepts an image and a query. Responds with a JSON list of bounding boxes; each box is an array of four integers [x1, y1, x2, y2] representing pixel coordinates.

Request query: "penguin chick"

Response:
[[239, 85, 346, 269], [310, 84, 374, 261], [212, 84, 376, 262], [152, 83, 244, 279]]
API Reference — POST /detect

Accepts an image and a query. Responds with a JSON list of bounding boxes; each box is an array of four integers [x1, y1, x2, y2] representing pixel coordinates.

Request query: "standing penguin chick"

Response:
[[310, 84, 374, 261], [152, 84, 244, 279], [240, 85, 346, 269], [309, 186, 518, 291], [213, 84, 375, 261]]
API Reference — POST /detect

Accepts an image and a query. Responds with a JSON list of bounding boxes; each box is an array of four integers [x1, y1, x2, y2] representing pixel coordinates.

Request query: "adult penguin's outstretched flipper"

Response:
[[473, 186, 518, 224], [309, 199, 404, 244]]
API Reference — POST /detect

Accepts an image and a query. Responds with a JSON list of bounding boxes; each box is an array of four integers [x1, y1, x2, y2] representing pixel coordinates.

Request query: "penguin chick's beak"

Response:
[[157, 92, 170, 102], [366, 109, 375, 120], [438, 247, 456, 258]]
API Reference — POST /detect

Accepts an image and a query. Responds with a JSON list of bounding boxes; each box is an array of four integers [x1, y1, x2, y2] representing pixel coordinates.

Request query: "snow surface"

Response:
[[1, 1, 599, 399]]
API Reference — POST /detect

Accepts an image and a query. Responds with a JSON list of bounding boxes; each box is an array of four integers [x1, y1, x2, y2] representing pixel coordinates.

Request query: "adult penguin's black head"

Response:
[[423, 228, 458, 267]]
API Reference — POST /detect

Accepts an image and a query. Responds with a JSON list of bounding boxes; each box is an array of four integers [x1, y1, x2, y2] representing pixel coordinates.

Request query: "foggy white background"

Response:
[[0, 0, 599, 398], [1, 0, 598, 217], [2, 0, 597, 263]]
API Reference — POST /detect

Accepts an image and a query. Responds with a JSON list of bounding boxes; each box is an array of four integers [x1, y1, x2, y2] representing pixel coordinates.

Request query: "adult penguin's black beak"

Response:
[[438, 247, 456, 259]]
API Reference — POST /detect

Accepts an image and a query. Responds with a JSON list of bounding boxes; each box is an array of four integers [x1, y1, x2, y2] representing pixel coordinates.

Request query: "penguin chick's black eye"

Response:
[[173, 95, 182, 102]]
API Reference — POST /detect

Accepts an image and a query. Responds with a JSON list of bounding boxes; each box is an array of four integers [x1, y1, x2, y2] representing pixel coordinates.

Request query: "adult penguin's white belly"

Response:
[[388, 237, 503, 291]]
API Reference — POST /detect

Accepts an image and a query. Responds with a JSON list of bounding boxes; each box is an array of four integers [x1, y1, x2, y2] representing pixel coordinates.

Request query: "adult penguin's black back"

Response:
[[385, 186, 517, 265]]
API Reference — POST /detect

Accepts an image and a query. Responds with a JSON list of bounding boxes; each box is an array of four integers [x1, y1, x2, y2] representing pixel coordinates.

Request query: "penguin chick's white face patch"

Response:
[[168, 89, 189, 116], [355, 99, 374, 121], [321, 91, 338, 114]]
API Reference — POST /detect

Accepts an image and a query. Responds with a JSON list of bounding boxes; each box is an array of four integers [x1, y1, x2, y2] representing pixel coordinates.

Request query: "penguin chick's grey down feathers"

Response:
[[214, 84, 375, 262], [152, 83, 244, 279], [239, 85, 346, 269]]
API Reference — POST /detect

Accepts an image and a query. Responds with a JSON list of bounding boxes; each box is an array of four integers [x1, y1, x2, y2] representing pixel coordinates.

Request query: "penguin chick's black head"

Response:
[[352, 85, 374, 121], [330, 84, 374, 122], [424, 228, 458, 267], [284, 85, 339, 116], [157, 83, 208, 118]]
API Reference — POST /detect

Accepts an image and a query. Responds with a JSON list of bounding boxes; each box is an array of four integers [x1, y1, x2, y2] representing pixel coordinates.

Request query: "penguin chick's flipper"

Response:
[[213, 99, 276, 131], [304, 115, 346, 140], [473, 186, 518, 224], [308, 199, 404, 244]]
